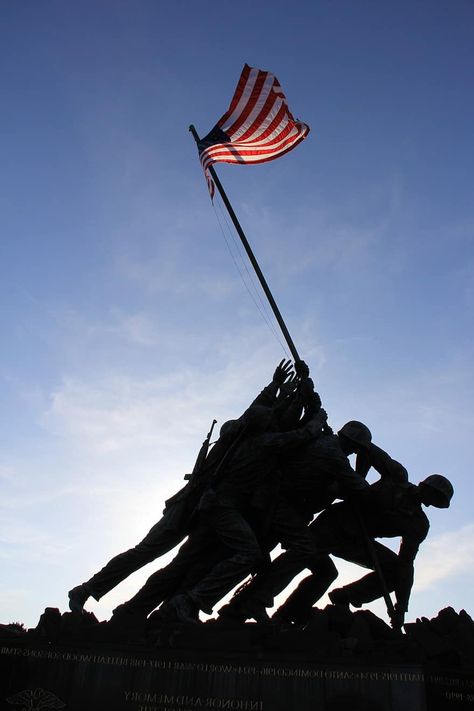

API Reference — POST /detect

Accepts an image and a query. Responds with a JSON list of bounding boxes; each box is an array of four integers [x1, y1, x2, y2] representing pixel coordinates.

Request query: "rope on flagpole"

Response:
[[211, 197, 291, 358], [189, 125, 301, 363], [215, 195, 282, 331]]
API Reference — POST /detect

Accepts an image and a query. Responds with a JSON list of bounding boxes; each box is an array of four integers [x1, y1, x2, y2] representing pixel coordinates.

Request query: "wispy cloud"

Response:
[[0, 465, 17, 484], [0, 522, 69, 563], [415, 524, 474, 591], [217, 200, 383, 285], [36, 336, 280, 463]]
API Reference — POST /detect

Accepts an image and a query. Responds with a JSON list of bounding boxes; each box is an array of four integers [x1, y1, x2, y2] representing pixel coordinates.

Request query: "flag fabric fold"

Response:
[[197, 64, 310, 197]]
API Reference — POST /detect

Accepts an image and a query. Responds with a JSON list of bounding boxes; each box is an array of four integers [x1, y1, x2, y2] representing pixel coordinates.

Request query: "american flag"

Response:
[[197, 64, 310, 197]]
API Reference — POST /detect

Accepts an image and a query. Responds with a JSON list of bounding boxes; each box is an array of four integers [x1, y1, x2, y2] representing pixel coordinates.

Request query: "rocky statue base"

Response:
[[1, 606, 473, 711]]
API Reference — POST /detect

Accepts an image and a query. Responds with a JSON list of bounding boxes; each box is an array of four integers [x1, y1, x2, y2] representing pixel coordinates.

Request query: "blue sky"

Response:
[[1, 0, 473, 628]]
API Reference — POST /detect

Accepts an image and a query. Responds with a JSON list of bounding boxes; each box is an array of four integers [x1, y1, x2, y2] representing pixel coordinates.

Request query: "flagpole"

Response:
[[189, 124, 300, 363]]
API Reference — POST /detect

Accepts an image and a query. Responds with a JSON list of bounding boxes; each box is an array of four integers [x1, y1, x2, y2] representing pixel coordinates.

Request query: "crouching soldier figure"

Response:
[[275, 439, 454, 630]]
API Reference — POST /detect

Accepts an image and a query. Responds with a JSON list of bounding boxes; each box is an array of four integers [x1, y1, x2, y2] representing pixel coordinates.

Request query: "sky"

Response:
[[1, 0, 473, 629]]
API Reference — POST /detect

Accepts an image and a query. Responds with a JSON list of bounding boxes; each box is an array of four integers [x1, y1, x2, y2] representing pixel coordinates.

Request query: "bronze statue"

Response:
[[67, 361, 301, 614], [110, 362, 328, 624], [68, 358, 453, 636], [216, 420, 372, 624], [273, 444, 454, 630]]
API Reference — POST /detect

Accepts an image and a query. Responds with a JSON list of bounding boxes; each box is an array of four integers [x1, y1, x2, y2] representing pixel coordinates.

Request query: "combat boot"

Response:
[[68, 584, 91, 613]]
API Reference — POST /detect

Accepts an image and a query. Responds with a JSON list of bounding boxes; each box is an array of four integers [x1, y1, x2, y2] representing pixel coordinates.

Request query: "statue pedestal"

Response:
[[2, 607, 473, 710], [1, 631, 473, 710]]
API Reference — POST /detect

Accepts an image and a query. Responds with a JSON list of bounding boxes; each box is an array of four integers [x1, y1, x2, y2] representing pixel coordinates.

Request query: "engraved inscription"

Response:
[[6, 687, 65, 710], [124, 692, 263, 710]]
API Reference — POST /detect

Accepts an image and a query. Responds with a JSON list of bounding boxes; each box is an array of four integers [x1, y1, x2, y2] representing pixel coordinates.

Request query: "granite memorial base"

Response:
[[1, 607, 473, 711]]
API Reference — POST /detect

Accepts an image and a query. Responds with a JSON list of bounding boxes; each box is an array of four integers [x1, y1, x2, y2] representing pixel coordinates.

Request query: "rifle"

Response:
[[354, 509, 400, 630], [184, 419, 217, 483]]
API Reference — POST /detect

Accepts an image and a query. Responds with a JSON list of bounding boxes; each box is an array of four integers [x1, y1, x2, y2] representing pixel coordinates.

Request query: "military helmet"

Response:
[[219, 419, 237, 438], [420, 474, 454, 508], [337, 421, 372, 450]]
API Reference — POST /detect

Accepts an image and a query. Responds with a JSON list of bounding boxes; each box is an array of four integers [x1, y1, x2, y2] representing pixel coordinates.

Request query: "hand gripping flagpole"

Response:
[[189, 124, 301, 363]]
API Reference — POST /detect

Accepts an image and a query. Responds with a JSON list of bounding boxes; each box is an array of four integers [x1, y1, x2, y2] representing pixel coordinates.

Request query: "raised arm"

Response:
[[364, 443, 409, 485], [250, 359, 295, 408]]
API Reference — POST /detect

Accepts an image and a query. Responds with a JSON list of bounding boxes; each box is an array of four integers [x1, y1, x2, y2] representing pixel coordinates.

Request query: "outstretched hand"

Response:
[[278, 372, 299, 398], [273, 359, 294, 386]]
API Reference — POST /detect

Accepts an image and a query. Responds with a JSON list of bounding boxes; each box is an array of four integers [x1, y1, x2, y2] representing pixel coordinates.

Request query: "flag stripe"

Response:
[[221, 70, 271, 138], [201, 124, 307, 170], [201, 125, 297, 162], [242, 103, 290, 144], [201, 134, 306, 171], [202, 135, 308, 173], [197, 64, 310, 197], [217, 63, 253, 128], [200, 120, 304, 167], [218, 67, 260, 133], [201, 127, 307, 167], [237, 91, 285, 143]]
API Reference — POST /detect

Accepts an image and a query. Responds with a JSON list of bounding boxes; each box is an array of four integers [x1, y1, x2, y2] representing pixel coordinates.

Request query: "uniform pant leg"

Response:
[[310, 504, 400, 607], [121, 527, 222, 616], [337, 541, 398, 606], [188, 504, 263, 614], [272, 504, 358, 617], [86, 515, 185, 600], [232, 499, 320, 608]]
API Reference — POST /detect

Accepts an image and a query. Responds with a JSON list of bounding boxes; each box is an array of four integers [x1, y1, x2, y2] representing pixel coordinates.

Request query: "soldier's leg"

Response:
[[273, 555, 339, 623], [270, 503, 354, 622], [69, 515, 185, 611], [244, 499, 317, 605], [183, 503, 263, 614], [331, 542, 398, 607], [219, 500, 318, 620], [114, 526, 227, 618]]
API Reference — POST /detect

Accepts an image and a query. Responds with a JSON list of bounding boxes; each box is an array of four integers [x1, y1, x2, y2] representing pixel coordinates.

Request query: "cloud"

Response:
[[0, 465, 16, 484], [41, 373, 204, 454], [105, 183, 243, 301], [116, 313, 159, 346], [38, 322, 295, 452], [0, 522, 69, 563], [220, 199, 384, 285], [414, 524, 474, 591], [233, 174, 413, 285], [0, 585, 30, 622]]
